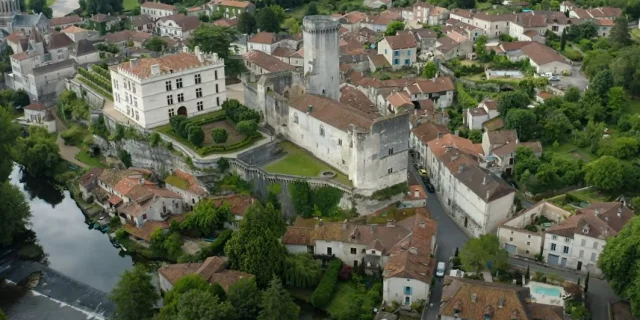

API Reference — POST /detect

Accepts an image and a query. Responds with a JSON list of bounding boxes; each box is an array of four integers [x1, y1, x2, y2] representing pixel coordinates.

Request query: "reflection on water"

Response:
[[9, 165, 134, 292]]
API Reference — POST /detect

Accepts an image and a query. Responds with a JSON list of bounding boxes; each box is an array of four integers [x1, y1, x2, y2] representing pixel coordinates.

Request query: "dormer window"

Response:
[[319, 125, 325, 137], [582, 226, 590, 234]]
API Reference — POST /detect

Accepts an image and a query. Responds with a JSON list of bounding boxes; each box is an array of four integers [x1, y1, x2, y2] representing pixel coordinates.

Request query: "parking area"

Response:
[[554, 65, 589, 92]]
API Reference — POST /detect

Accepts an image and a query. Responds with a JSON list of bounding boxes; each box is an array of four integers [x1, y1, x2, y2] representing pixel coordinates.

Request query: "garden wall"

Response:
[[65, 78, 105, 110], [93, 136, 191, 173]]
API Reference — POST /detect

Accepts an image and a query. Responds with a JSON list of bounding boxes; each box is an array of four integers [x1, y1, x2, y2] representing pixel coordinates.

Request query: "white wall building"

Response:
[[377, 33, 417, 70], [403, 77, 455, 109], [141, 1, 178, 21], [466, 99, 498, 130], [155, 14, 200, 40], [109, 46, 226, 129]]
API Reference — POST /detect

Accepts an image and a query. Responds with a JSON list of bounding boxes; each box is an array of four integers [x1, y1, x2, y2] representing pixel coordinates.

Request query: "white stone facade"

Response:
[[383, 277, 429, 307], [109, 46, 226, 129], [303, 16, 341, 100]]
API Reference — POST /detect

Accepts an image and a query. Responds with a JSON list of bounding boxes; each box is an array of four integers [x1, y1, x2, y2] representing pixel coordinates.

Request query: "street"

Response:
[[407, 164, 619, 320]]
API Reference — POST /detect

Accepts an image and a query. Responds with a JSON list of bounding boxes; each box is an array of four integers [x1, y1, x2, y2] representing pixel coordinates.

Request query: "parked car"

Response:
[[549, 76, 560, 81], [436, 262, 446, 277], [425, 182, 435, 193], [419, 168, 428, 176]]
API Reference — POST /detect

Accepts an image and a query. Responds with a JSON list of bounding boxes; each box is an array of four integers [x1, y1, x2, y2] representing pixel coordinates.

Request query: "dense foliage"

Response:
[[310, 259, 343, 308], [110, 266, 158, 320], [212, 128, 228, 143], [16, 127, 63, 179], [227, 278, 261, 320], [189, 25, 246, 77], [222, 99, 261, 124], [289, 180, 343, 218], [460, 235, 509, 274], [181, 199, 232, 237], [258, 277, 299, 320], [283, 253, 322, 288]]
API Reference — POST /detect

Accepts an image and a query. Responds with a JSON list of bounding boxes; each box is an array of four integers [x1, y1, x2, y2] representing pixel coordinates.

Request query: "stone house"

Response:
[[212, 194, 256, 228], [70, 39, 100, 65], [497, 201, 571, 259], [434, 35, 473, 60], [481, 130, 542, 175], [19, 102, 56, 133], [141, 1, 178, 21], [104, 30, 152, 49], [410, 121, 450, 167], [403, 77, 455, 109], [87, 13, 119, 33], [156, 14, 200, 40], [465, 99, 499, 130], [11, 13, 49, 36], [411, 28, 438, 51], [208, 0, 256, 19], [61, 26, 89, 42], [164, 168, 208, 208], [129, 15, 155, 33], [378, 33, 417, 70], [412, 2, 449, 25], [159, 256, 253, 292], [242, 50, 295, 78], [509, 42, 572, 75], [543, 202, 633, 275], [78, 167, 106, 202]]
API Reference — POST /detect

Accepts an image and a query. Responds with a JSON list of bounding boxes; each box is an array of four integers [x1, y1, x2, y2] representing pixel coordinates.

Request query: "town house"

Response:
[[377, 32, 417, 70], [466, 99, 498, 130], [141, 1, 178, 21], [481, 130, 542, 175], [403, 77, 455, 108], [164, 168, 208, 209], [155, 14, 200, 40]]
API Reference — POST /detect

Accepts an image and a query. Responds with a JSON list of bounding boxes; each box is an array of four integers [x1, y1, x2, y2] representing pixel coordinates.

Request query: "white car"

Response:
[[436, 262, 446, 277]]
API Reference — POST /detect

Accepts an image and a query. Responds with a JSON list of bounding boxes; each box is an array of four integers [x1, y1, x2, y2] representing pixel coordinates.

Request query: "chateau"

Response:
[[245, 16, 410, 194]]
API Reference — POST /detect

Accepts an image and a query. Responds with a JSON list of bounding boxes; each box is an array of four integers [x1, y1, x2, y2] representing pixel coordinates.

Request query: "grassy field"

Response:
[[546, 142, 594, 162], [75, 150, 106, 168], [569, 188, 614, 203], [165, 174, 189, 189], [123, 0, 139, 11], [367, 207, 417, 224], [263, 141, 351, 186]]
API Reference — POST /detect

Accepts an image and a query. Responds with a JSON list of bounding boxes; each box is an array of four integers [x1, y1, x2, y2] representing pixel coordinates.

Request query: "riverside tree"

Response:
[[227, 278, 261, 320], [258, 278, 299, 320], [110, 266, 158, 320]]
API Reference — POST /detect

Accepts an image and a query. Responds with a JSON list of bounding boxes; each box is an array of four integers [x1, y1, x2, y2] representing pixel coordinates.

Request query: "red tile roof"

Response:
[[210, 194, 256, 217], [243, 50, 295, 73], [142, 1, 177, 10]]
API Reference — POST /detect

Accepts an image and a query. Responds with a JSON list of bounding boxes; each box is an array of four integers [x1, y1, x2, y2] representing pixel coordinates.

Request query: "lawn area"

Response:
[[568, 188, 614, 203], [561, 46, 583, 62], [463, 73, 522, 85], [75, 150, 107, 168], [326, 282, 358, 317], [367, 206, 417, 224], [263, 141, 352, 186], [123, 0, 139, 10], [632, 29, 640, 42], [165, 174, 189, 190], [546, 142, 594, 162]]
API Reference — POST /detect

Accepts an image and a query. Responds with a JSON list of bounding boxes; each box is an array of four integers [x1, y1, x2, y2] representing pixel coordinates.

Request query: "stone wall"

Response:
[[65, 78, 105, 110], [236, 140, 282, 166], [93, 136, 191, 173]]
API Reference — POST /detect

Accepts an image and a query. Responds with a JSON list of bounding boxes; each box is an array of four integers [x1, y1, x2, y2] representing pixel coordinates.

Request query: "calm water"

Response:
[[9, 165, 134, 292]]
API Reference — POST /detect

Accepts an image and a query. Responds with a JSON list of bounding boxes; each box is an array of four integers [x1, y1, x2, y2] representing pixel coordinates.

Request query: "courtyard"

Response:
[[263, 141, 352, 186], [201, 121, 244, 146]]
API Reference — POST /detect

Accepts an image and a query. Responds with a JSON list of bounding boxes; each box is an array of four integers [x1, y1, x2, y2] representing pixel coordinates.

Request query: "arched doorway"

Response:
[[177, 106, 187, 116]]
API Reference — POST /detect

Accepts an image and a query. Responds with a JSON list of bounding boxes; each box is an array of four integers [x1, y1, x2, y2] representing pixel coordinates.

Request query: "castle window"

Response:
[[319, 125, 325, 137], [388, 168, 393, 174], [216, 84, 219, 93], [197, 101, 203, 111], [176, 78, 183, 89], [215, 70, 218, 80], [338, 139, 342, 146], [178, 93, 184, 102], [194, 74, 201, 84], [165, 81, 171, 91], [196, 88, 202, 98], [168, 108, 175, 117], [388, 148, 394, 155], [294, 113, 298, 124]]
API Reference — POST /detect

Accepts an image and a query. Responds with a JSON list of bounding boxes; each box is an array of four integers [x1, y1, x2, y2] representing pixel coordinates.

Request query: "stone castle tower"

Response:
[[302, 15, 340, 101]]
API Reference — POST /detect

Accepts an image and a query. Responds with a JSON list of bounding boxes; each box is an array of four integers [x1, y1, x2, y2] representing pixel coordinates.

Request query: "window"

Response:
[[196, 88, 202, 98], [168, 108, 175, 117], [552, 235, 557, 240], [405, 59, 410, 65], [176, 78, 183, 88], [593, 242, 598, 249], [393, 58, 399, 65], [565, 238, 570, 243], [407, 50, 411, 56], [165, 80, 172, 91], [197, 101, 203, 111], [194, 74, 201, 84], [338, 139, 342, 146], [142, 214, 147, 220], [551, 243, 556, 251], [294, 113, 298, 123], [579, 249, 584, 258], [216, 97, 220, 106], [215, 83, 219, 93], [350, 248, 356, 254], [563, 246, 569, 254], [590, 252, 596, 262], [327, 247, 332, 255], [134, 97, 138, 107], [388, 168, 393, 174], [394, 50, 399, 56], [510, 237, 513, 241], [214, 70, 218, 80], [178, 93, 184, 102], [581, 239, 586, 246], [404, 286, 412, 295], [388, 148, 394, 155], [132, 84, 136, 93], [526, 242, 530, 245], [384, 49, 387, 54], [319, 125, 325, 137], [135, 111, 139, 120], [125, 93, 129, 103], [167, 95, 173, 105]]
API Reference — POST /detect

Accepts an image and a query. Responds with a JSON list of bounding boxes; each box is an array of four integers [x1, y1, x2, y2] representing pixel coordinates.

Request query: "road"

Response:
[[408, 162, 619, 320]]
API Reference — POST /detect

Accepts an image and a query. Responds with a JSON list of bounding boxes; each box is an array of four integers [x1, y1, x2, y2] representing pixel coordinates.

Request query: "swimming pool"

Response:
[[529, 282, 563, 297]]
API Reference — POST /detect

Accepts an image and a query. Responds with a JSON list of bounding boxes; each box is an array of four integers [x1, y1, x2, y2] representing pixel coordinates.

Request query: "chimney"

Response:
[[129, 58, 138, 67], [409, 247, 417, 254], [471, 293, 477, 302], [183, 46, 189, 53], [595, 208, 601, 216], [419, 221, 425, 228], [414, 189, 419, 198], [342, 219, 348, 230], [617, 206, 622, 217], [150, 64, 160, 76], [307, 105, 313, 113], [194, 45, 203, 62], [386, 220, 395, 227], [318, 218, 323, 226]]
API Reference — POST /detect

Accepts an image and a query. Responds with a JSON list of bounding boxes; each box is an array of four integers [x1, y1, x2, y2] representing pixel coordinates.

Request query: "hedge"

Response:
[[371, 182, 409, 200], [77, 76, 113, 100], [91, 65, 111, 80], [311, 259, 343, 308], [199, 134, 261, 154], [78, 67, 112, 93]]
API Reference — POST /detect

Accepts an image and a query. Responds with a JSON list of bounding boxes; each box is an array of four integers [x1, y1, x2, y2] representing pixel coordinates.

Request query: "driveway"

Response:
[[409, 158, 619, 320], [554, 65, 589, 92]]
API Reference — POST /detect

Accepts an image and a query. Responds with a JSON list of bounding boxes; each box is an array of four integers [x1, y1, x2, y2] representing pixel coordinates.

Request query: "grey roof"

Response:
[[47, 33, 74, 50], [129, 15, 153, 26], [32, 59, 76, 76], [75, 39, 97, 55], [13, 13, 47, 27]]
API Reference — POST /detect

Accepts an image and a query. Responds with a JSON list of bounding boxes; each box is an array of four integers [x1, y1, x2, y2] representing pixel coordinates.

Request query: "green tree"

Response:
[[598, 137, 640, 159], [505, 109, 537, 141], [582, 49, 612, 79], [633, 197, 640, 214], [283, 253, 321, 288], [117, 149, 132, 168], [422, 61, 438, 79], [460, 235, 509, 274], [609, 16, 631, 49], [163, 274, 226, 310], [498, 90, 530, 116], [606, 86, 627, 122], [385, 21, 405, 35], [474, 35, 488, 60], [181, 199, 232, 237], [560, 28, 567, 51], [564, 86, 581, 102], [258, 277, 299, 320], [311, 186, 343, 216], [456, 0, 476, 9], [27, 0, 52, 18], [189, 25, 243, 77], [0, 181, 31, 246], [225, 202, 286, 287], [584, 271, 590, 294], [256, 7, 281, 32], [228, 278, 261, 320], [237, 120, 258, 137], [0, 108, 18, 181], [283, 18, 301, 34], [212, 128, 228, 143], [15, 126, 62, 179], [237, 12, 257, 34], [585, 156, 626, 192], [170, 290, 234, 320], [188, 126, 205, 147], [110, 266, 158, 320], [468, 129, 482, 143], [289, 180, 312, 218], [84, 0, 122, 15], [144, 36, 167, 52], [305, 2, 318, 15], [590, 69, 613, 100], [541, 109, 573, 144]]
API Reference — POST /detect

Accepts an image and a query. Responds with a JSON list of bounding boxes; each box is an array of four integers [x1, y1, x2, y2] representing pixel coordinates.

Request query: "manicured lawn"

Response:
[[201, 120, 245, 146], [263, 141, 352, 186], [75, 150, 107, 168], [165, 174, 189, 190], [123, 0, 139, 11], [546, 142, 594, 162]]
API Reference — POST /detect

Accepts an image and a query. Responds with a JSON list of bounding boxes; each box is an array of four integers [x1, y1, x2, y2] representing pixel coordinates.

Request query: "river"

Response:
[[1, 165, 134, 319]]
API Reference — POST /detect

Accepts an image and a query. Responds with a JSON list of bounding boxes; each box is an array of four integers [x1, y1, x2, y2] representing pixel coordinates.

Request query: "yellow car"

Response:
[[419, 168, 428, 177]]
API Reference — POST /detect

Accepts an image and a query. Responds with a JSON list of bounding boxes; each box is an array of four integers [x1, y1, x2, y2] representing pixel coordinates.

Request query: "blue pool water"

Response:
[[531, 284, 562, 297]]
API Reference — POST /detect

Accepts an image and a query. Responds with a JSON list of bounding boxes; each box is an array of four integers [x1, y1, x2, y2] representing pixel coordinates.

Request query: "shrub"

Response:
[[115, 228, 126, 240], [237, 119, 258, 136], [310, 259, 343, 308], [197, 229, 233, 259], [212, 128, 228, 143], [217, 157, 229, 172], [221, 99, 260, 123], [371, 183, 409, 200], [149, 132, 161, 147], [187, 126, 205, 147], [60, 126, 87, 146], [117, 149, 132, 168]]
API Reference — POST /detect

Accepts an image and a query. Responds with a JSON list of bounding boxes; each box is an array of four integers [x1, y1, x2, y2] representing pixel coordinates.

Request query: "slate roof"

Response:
[[243, 50, 295, 73], [47, 33, 74, 50], [74, 39, 97, 55], [13, 13, 45, 27], [49, 15, 82, 27], [32, 59, 76, 76]]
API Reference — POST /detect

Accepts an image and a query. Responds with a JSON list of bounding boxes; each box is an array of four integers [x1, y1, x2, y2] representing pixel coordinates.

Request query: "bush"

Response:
[[221, 99, 260, 124], [91, 64, 111, 81], [187, 126, 205, 147], [237, 120, 258, 136], [115, 228, 127, 240], [197, 229, 233, 260], [212, 128, 228, 143], [371, 183, 408, 200], [117, 149, 132, 168], [149, 132, 161, 147], [310, 259, 343, 308], [60, 126, 87, 146]]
